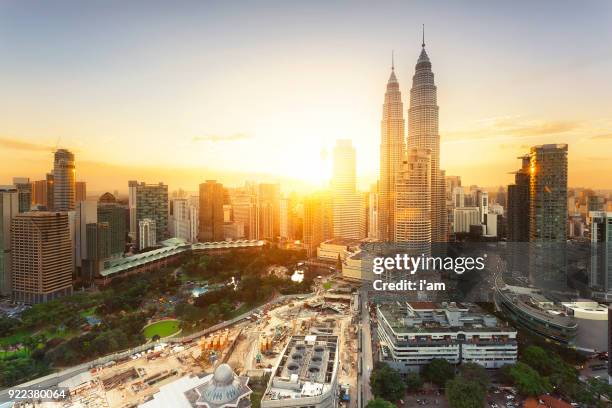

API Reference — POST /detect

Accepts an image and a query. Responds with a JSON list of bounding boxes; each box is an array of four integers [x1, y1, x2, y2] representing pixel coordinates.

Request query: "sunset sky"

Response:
[[1, 0, 611, 193]]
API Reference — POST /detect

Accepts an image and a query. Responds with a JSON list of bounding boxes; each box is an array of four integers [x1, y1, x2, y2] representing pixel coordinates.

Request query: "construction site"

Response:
[[38, 286, 360, 408]]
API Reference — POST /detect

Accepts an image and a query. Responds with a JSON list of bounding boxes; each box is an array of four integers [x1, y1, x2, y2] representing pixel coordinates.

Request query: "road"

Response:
[[360, 289, 374, 405]]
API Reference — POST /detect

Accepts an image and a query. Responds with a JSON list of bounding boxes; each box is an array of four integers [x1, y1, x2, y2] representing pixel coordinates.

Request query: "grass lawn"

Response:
[[143, 319, 181, 339], [79, 307, 97, 318]]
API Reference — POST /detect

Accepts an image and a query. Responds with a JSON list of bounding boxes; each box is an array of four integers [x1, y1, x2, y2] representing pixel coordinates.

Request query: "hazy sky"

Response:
[[1, 0, 611, 193]]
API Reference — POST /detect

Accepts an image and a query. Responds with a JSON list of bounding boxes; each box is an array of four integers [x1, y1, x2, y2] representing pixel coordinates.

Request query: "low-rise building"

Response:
[[377, 301, 517, 374], [262, 334, 339, 408], [140, 363, 252, 408], [317, 238, 361, 263], [495, 287, 577, 345]]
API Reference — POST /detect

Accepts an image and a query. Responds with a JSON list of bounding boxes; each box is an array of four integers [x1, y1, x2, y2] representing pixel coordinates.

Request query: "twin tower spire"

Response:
[[378, 25, 447, 246]]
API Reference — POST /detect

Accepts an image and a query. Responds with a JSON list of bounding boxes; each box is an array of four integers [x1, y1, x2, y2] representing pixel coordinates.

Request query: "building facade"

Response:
[[12, 177, 32, 213], [262, 335, 339, 408], [332, 139, 364, 240], [377, 302, 517, 374], [407, 39, 446, 243], [199, 180, 224, 242], [11, 212, 73, 304], [0, 187, 19, 295], [53, 149, 76, 211], [128, 181, 169, 248], [395, 148, 431, 253], [138, 218, 157, 249], [529, 144, 568, 242], [97, 193, 127, 257], [378, 62, 406, 242]]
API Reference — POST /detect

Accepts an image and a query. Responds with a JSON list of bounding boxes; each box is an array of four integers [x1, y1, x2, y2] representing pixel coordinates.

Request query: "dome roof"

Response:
[[99, 192, 116, 203], [212, 364, 234, 386], [195, 364, 252, 407]]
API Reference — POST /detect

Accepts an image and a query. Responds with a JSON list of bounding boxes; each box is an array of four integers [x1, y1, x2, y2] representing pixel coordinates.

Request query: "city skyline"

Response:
[[1, 1, 612, 192]]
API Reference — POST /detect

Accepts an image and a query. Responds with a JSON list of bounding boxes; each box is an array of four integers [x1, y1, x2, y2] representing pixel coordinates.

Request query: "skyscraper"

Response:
[[588, 211, 612, 301], [332, 139, 364, 239], [529, 144, 568, 242], [395, 148, 431, 252], [12, 178, 32, 213], [75, 200, 110, 281], [507, 155, 530, 242], [11, 212, 73, 304], [231, 190, 258, 240], [53, 149, 76, 211], [97, 192, 127, 257], [75, 181, 87, 203], [367, 184, 379, 240], [128, 181, 169, 248], [378, 57, 405, 242], [303, 191, 333, 257], [199, 180, 224, 242], [32, 179, 49, 208], [258, 183, 280, 240], [0, 187, 18, 296], [407, 30, 447, 243]]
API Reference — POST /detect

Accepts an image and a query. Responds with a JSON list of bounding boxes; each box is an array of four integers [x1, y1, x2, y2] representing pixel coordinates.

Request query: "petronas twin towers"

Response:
[[378, 32, 447, 247]]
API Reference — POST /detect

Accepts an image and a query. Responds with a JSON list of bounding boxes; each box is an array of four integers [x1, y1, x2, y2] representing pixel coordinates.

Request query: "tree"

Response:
[[458, 362, 489, 392], [405, 372, 423, 392], [507, 362, 552, 396], [366, 398, 396, 408], [586, 377, 612, 401], [522, 346, 552, 375], [422, 359, 455, 387], [370, 363, 406, 402], [446, 377, 486, 408]]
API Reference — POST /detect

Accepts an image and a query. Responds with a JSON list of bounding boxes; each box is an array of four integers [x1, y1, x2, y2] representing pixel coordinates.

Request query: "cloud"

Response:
[[590, 133, 612, 140], [444, 117, 582, 143], [0, 137, 54, 152], [192, 133, 251, 143]]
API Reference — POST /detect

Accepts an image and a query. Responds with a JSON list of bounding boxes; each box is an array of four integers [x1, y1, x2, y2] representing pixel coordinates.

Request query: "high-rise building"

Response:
[[507, 155, 530, 242], [11, 212, 73, 304], [0, 187, 19, 295], [12, 178, 32, 213], [332, 139, 364, 240], [588, 211, 612, 301], [75, 181, 87, 202], [477, 191, 489, 224], [453, 207, 480, 233], [407, 34, 446, 243], [378, 59, 405, 242], [395, 148, 431, 252], [199, 180, 224, 242], [367, 184, 379, 240], [97, 192, 127, 257], [279, 197, 293, 240], [46, 173, 54, 210], [231, 190, 258, 240], [75, 200, 110, 281], [53, 149, 76, 211], [138, 218, 157, 249], [445, 176, 461, 202], [303, 192, 333, 257], [128, 181, 169, 248], [170, 198, 198, 242], [32, 179, 49, 208], [258, 183, 280, 240], [529, 144, 568, 242], [496, 186, 507, 208], [452, 186, 465, 208]]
